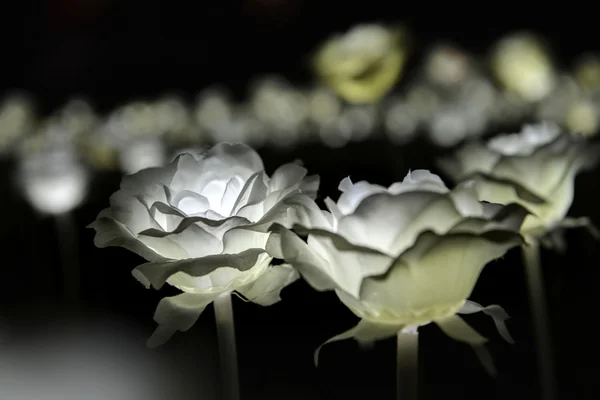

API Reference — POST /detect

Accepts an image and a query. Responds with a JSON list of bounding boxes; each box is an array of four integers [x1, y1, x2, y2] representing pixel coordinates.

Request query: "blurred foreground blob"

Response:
[[0, 317, 217, 400], [424, 44, 471, 88], [403, 44, 496, 147], [0, 94, 36, 156], [574, 54, 600, 93], [17, 139, 89, 215], [491, 32, 556, 102], [313, 24, 409, 104]]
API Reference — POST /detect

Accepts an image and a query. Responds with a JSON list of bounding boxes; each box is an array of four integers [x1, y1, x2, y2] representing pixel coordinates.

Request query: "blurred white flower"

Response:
[[440, 122, 600, 240], [425, 44, 470, 87], [426, 105, 471, 147], [0, 94, 35, 154], [56, 98, 98, 138], [336, 104, 378, 142], [18, 148, 89, 215], [306, 86, 342, 127], [271, 170, 526, 370], [564, 97, 599, 136], [535, 75, 581, 125], [574, 54, 600, 93], [89, 143, 320, 346], [491, 33, 556, 102], [314, 24, 407, 103], [383, 97, 418, 144], [250, 77, 308, 147]]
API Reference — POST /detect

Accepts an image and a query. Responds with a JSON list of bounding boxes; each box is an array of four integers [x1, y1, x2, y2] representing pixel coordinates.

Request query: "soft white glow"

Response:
[[119, 139, 166, 174], [18, 149, 88, 215]]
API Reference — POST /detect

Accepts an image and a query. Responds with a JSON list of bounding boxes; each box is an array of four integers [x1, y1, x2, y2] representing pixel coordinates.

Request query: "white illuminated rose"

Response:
[[440, 122, 600, 241], [270, 170, 527, 370], [89, 143, 319, 346], [314, 24, 407, 104]]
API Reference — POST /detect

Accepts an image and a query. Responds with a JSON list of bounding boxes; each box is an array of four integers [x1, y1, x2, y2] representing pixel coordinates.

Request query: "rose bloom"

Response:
[[313, 24, 407, 104], [89, 143, 319, 346], [440, 122, 600, 241], [271, 170, 526, 369]]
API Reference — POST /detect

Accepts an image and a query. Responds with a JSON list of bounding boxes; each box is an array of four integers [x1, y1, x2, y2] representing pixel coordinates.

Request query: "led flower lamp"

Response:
[[491, 32, 556, 102], [18, 146, 89, 304], [18, 147, 88, 216], [270, 170, 527, 400], [440, 121, 600, 400], [313, 24, 409, 104], [89, 143, 320, 400]]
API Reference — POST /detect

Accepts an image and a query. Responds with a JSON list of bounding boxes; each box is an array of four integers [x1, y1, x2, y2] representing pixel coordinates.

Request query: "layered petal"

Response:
[[235, 263, 300, 306]]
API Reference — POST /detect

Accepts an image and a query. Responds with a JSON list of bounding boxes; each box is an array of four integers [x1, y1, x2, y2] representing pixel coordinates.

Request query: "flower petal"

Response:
[[435, 314, 497, 376], [146, 292, 219, 348], [119, 160, 178, 196], [274, 226, 338, 292], [278, 224, 394, 297], [106, 192, 164, 234], [388, 169, 449, 194], [314, 319, 404, 366], [335, 180, 388, 215], [131, 248, 266, 289], [438, 141, 500, 181], [231, 172, 267, 216], [458, 301, 514, 344], [235, 263, 299, 306], [89, 213, 182, 262], [360, 230, 523, 315], [209, 142, 264, 173], [337, 191, 455, 255], [269, 163, 308, 192]]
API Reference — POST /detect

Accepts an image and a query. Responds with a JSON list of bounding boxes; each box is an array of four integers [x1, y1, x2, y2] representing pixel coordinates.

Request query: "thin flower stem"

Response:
[[397, 331, 418, 400], [55, 212, 80, 307], [214, 292, 240, 400], [522, 240, 557, 400]]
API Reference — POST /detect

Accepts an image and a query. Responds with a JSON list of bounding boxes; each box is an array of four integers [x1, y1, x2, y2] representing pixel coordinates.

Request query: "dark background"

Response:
[[0, 1, 599, 399]]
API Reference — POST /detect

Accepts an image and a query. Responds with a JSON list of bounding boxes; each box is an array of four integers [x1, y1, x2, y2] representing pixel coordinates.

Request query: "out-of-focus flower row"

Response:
[[2, 27, 600, 175]]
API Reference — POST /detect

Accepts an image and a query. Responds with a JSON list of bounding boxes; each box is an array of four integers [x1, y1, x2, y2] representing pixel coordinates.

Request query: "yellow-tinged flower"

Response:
[[313, 24, 408, 104], [491, 32, 556, 102], [269, 170, 527, 371], [89, 143, 320, 346], [440, 122, 600, 244]]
